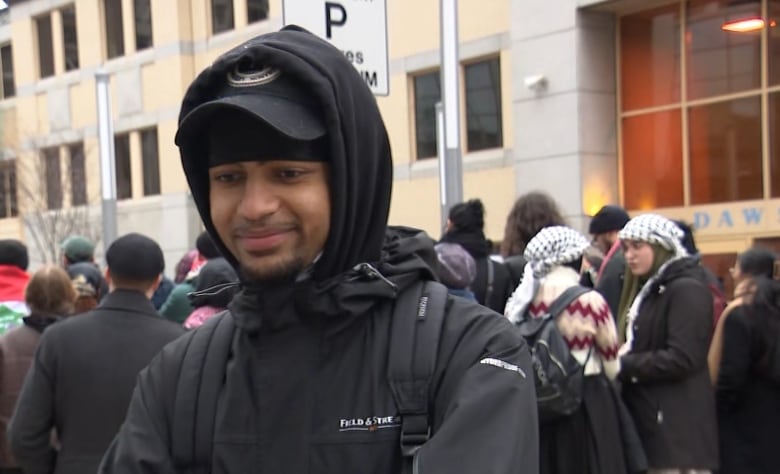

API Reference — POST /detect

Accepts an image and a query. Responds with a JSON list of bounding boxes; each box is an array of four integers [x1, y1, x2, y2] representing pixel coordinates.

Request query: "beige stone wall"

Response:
[[0, 0, 515, 251]]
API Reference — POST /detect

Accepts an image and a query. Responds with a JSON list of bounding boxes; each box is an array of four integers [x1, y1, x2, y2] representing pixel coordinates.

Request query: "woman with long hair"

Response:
[[708, 247, 775, 384], [501, 191, 566, 290], [716, 253, 780, 473], [617, 214, 717, 474]]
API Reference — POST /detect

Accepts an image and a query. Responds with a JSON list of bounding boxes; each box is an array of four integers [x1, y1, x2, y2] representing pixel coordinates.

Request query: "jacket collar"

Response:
[[96, 289, 160, 318]]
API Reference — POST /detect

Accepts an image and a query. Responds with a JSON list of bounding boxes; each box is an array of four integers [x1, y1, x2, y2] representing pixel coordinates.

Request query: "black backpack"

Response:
[[515, 285, 591, 423], [171, 279, 448, 474]]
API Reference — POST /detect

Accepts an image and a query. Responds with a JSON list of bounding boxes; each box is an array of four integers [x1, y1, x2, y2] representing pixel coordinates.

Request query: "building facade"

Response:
[[0, 0, 516, 270], [0, 0, 775, 288]]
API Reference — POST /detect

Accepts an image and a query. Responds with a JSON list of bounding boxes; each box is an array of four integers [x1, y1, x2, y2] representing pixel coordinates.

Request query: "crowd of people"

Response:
[[0, 25, 772, 474]]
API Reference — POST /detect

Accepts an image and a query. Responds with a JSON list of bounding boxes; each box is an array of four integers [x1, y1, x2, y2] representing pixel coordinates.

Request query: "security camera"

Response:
[[524, 75, 548, 93]]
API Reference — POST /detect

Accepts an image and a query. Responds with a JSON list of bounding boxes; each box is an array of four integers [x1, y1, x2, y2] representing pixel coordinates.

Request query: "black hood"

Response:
[[652, 257, 708, 290], [228, 226, 439, 332], [177, 26, 392, 282], [191, 257, 238, 308]]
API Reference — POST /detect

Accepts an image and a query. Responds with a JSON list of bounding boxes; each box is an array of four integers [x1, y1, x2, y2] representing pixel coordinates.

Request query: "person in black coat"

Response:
[[717, 268, 780, 474], [8, 233, 185, 474], [616, 214, 718, 473], [589, 205, 630, 323], [440, 199, 512, 312]]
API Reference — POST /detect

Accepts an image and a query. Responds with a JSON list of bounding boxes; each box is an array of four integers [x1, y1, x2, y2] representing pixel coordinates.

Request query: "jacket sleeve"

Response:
[[8, 338, 57, 474], [619, 279, 713, 384], [99, 343, 181, 473], [417, 306, 539, 474], [716, 308, 751, 411]]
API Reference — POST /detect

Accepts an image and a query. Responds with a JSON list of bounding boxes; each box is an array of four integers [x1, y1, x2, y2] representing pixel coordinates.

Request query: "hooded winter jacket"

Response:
[[99, 27, 538, 474]]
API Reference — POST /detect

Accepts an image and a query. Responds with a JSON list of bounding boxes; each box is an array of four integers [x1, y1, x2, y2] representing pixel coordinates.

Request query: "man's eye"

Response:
[[213, 172, 241, 183], [278, 169, 304, 180]]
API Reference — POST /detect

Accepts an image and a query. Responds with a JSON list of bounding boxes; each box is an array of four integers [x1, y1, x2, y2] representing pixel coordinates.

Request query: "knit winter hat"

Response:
[[588, 205, 630, 234], [434, 242, 477, 289], [618, 214, 688, 257]]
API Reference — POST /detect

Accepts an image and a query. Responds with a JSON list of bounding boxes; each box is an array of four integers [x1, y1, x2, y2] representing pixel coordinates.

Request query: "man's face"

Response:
[[208, 160, 331, 282], [592, 232, 615, 254]]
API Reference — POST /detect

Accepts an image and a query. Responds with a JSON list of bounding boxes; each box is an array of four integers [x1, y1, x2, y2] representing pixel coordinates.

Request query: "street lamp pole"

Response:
[[95, 69, 117, 248], [439, 0, 463, 229]]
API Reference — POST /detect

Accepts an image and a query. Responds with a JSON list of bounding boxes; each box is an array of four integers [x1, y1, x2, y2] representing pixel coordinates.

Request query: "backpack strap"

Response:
[[171, 311, 235, 473], [485, 258, 495, 307], [546, 285, 592, 320], [387, 280, 448, 471]]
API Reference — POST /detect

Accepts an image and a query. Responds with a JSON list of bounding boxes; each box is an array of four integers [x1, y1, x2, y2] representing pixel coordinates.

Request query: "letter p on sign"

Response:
[[283, 0, 390, 96], [325, 2, 347, 38]]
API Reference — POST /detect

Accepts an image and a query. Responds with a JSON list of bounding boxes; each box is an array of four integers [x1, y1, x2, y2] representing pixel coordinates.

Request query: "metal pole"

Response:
[[436, 102, 447, 230], [439, 0, 463, 220], [95, 69, 117, 248]]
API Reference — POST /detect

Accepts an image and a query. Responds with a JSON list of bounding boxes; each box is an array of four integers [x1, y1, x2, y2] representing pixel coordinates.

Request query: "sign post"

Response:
[[283, 0, 389, 96]]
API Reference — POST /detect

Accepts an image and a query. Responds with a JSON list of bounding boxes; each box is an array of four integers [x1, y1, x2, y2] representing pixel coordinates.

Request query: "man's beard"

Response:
[[238, 256, 306, 285]]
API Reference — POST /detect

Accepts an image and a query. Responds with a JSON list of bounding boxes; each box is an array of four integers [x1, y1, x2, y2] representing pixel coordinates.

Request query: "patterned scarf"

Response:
[[504, 226, 589, 323]]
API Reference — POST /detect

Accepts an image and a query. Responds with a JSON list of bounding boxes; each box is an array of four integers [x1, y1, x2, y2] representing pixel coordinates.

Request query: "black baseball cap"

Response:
[[175, 59, 326, 147]]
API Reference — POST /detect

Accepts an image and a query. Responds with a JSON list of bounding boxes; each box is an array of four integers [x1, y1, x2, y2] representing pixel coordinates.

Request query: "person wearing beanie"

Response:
[[60, 235, 109, 305], [588, 205, 630, 322], [0, 240, 30, 336], [160, 230, 222, 323], [434, 242, 477, 301], [615, 214, 718, 473], [440, 198, 513, 312], [100, 27, 537, 474], [9, 233, 185, 474], [504, 226, 629, 474]]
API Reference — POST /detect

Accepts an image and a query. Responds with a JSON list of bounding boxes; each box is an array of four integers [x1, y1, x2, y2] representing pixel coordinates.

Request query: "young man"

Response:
[[9, 234, 185, 474], [589, 205, 630, 323], [100, 27, 537, 473]]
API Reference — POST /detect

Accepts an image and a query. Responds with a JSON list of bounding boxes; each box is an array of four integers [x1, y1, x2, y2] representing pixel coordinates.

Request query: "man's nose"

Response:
[[237, 178, 279, 220]]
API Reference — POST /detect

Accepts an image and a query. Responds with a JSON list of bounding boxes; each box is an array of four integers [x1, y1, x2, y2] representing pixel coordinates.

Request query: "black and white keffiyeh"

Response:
[[504, 226, 589, 323], [618, 213, 687, 257]]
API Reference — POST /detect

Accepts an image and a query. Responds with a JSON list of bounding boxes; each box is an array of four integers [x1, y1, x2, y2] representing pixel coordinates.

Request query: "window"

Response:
[[464, 58, 503, 151], [622, 110, 684, 209], [413, 71, 440, 159], [114, 134, 132, 200], [141, 128, 160, 196], [69, 143, 87, 206], [689, 97, 762, 204], [0, 161, 18, 218], [619, 0, 780, 208], [61, 5, 79, 71], [134, 0, 153, 51], [105, 0, 125, 59], [247, 0, 269, 24], [42, 147, 62, 210], [211, 0, 234, 34], [36, 15, 54, 78], [620, 4, 681, 111], [0, 44, 14, 99]]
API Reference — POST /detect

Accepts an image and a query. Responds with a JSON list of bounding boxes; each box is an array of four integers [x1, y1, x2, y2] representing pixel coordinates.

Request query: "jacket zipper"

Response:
[[353, 262, 399, 293]]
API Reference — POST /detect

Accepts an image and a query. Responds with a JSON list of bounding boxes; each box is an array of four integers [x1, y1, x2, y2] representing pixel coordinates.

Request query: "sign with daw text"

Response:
[[283, 0, 389, 96]]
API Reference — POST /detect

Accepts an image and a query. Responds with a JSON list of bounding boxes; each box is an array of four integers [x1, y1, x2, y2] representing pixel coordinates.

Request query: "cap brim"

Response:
[[175, 94, 327, 146]]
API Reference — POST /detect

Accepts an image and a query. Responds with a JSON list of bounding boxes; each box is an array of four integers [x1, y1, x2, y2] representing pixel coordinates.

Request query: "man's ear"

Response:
[[104, 268, 112, 286]]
